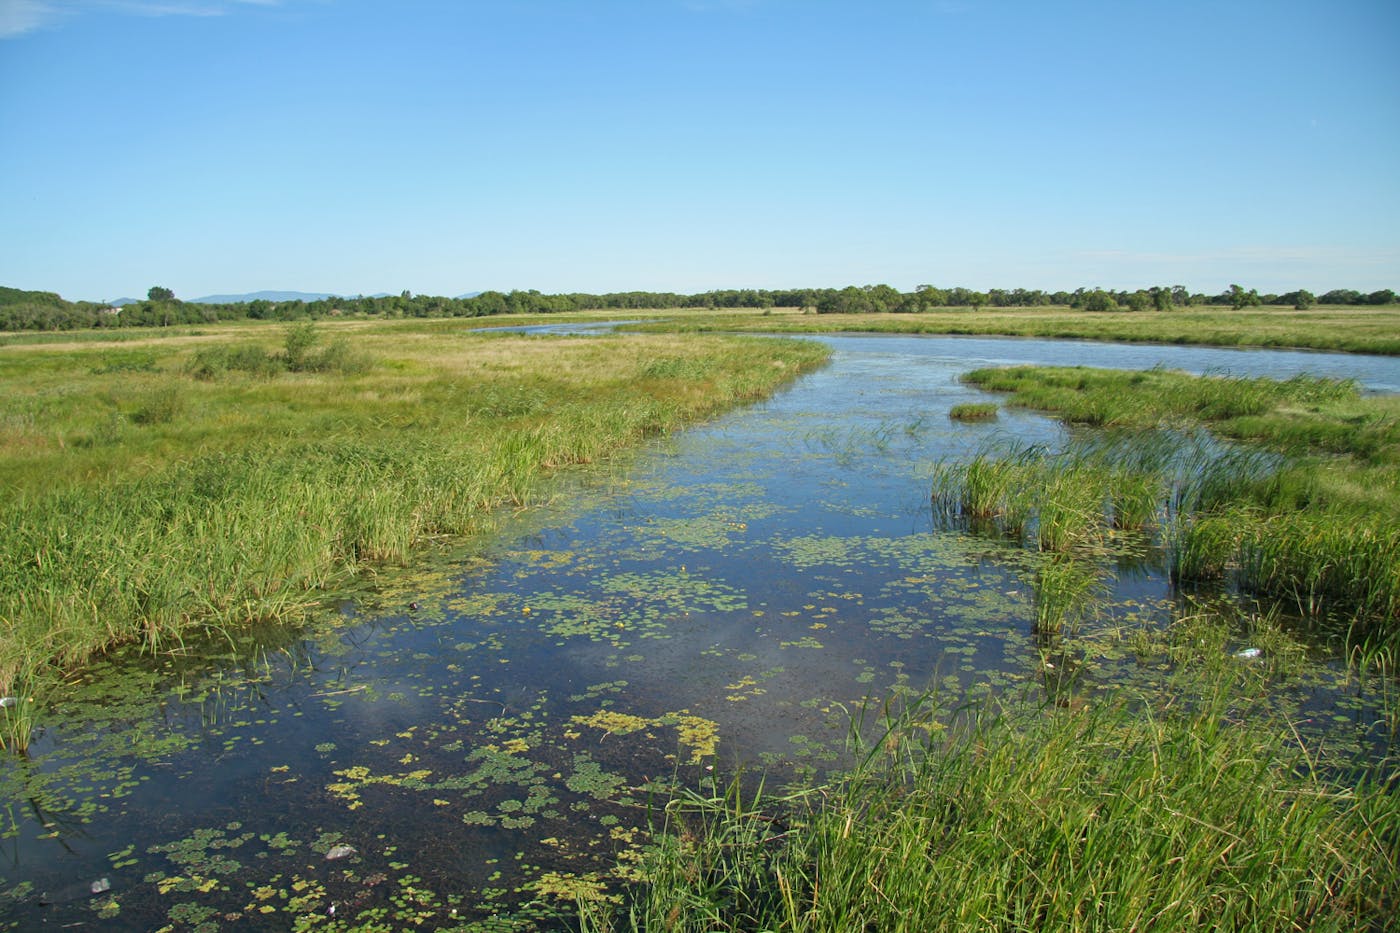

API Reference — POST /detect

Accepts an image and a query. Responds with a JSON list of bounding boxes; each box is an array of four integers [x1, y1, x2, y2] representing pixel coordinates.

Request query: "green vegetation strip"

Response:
[[0, 320, 829, 735], [634, 306, 1400, 355]]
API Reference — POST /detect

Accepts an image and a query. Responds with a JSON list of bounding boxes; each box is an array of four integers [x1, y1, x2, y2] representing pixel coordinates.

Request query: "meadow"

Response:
[[0, 318, 830, 742]]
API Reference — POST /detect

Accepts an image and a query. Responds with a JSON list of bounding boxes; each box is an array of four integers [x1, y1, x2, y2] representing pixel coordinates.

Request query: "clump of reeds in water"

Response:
[[930, 433, 1175, 552], [947, 402, 998, 422], [1033, 553, 1104, 636], [0, 674, 37, 753], [932, 424, 1399, 649]]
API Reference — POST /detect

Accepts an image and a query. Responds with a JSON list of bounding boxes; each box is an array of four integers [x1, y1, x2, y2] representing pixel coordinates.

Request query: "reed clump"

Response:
[[947, 401, 998, 422], [930, 436, 1169, 555]]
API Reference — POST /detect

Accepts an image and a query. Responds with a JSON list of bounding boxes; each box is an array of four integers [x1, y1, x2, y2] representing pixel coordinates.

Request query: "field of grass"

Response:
[[11, 304, 1395, 355], [0, 318, 830, 741], [633, 304, 1400, 355]]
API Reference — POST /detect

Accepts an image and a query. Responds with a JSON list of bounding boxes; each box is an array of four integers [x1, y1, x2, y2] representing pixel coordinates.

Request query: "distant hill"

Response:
[[188, 290, 347, 304]]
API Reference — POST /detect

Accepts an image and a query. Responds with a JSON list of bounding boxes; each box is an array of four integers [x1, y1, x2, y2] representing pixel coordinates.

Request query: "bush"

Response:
[[282, 321, 319, 372], [128, 385, 184, 425], [186, 344, 280, 380], [305, 336, 372, 375]]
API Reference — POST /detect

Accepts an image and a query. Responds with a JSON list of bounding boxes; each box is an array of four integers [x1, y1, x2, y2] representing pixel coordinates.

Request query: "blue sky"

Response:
[[2, 0, 1397, 302]]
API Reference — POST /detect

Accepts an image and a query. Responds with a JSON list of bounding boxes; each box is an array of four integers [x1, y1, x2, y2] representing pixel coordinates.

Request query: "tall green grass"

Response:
[[592, 681, 1397, 932], [930, 436, 1170, 554], [942, 368, 1400, 649], [0, 323, 830, 737]]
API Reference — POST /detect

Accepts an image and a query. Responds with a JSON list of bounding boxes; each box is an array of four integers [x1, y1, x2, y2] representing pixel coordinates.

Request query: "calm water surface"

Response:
[[3, 334, 1396, 929]]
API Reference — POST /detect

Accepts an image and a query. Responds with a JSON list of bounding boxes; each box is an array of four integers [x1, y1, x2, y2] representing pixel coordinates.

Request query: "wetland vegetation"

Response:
[[584, 360, 1398, 932], [0, 319, 829, 742], [955, 366, 1400, 641], [2, 315, 1397, 931]]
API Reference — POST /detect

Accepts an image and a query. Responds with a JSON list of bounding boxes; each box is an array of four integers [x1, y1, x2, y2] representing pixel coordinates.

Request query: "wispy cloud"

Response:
[[1, 0, 285, 39], [0, 0, 55, 37]]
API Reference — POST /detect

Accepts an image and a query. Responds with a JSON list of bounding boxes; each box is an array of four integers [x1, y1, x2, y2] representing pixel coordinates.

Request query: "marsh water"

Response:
[[3, 333, 1398, 929]]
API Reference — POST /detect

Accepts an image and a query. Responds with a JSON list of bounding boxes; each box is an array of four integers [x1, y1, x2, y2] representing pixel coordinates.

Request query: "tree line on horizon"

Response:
[[1, 282, 1396, 332]]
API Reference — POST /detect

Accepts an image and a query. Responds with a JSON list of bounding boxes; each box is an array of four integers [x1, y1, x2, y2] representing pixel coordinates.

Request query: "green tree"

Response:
[[914, 285, 948, 310], [1320, 289, 1361, 305], [1227, 284, 1261, 310], [1294, 289, 1316, 310], [1083, 289, 1117, 312], [148, 286, 175, 302]]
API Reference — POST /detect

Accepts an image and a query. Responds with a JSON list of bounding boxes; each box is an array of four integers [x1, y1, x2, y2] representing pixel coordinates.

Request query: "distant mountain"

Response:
[[188, 290, 349, 304], [120, 289, 477, 305]]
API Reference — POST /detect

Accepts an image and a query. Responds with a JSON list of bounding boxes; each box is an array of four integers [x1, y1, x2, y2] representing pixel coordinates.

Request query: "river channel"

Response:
[[3, 332, 1397, 929]]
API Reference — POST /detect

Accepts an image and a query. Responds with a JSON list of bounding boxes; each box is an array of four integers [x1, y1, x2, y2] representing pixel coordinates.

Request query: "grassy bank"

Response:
[[0, 319, 829, 736], [634, 305, 1400, 355], [588, 670, 1396, 933], [948, 367, 1400, 642]]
